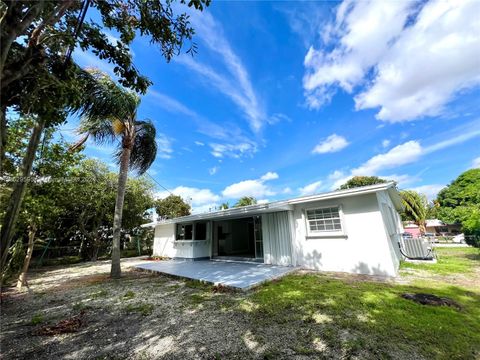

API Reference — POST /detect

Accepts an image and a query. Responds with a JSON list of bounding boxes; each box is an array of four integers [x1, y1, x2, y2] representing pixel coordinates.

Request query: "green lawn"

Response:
[[400, 246, 480, 275], [241, 246, 480, 359]]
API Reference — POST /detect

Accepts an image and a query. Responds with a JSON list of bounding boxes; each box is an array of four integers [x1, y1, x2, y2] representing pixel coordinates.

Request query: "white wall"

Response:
[[152, 223, 210, 259], [292, 193, 399, 276]]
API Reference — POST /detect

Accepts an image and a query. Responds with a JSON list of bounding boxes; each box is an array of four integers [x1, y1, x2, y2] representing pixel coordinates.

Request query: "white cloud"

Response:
[[328, 170, 345, 180], [382, 139, 391, 148], [410, 184, 445, 201], [472, 157, 480, 169], [329, 125, 480, 190], [312, 134, 349, 154], [209, 142, 257, 159], [257, 199, 270, 205], [222, 172, 278, 199], [156, 186, 220, 208], [156, 133, 173, 159], [282, 187, 292, 194], [351, 141, 422, 176], [209, 166, 218, 175], [147, 90, 257, 158], [299, 180, 323, 196], [303, 0, 480, 122], [260, 172, 279, 181], [177, 11, 265, 132]]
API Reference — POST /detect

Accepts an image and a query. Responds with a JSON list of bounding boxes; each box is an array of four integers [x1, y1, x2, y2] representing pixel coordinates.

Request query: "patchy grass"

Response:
[[30, 313, 44, 325], [401, 246, 480, 275], [125, 302, 154, 316], [122, 290, 136, 300], [2, 248, 479, 359], [246, 272, 480, 359]]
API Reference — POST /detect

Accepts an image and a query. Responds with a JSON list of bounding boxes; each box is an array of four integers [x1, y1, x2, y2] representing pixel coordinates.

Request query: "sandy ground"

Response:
[[1, 258, 276, 359], [1, 256, 477, 360]]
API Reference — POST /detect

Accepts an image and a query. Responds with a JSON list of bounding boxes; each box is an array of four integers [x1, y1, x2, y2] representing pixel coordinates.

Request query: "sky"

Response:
[[63, 0, 480, 213]]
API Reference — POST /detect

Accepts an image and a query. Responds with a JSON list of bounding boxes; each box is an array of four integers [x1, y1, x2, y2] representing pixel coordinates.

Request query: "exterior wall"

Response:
[[376, 190, 403, 270], [152, 223, 210, 260], [292, 193, 399, 276], [262, 211, 294, 266]]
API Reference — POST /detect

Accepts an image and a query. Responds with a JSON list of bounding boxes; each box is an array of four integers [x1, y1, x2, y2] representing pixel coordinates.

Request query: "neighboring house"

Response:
[[425, 219, 462, 235], [403, 223, 421, 238], [143, 182, 404, 277]]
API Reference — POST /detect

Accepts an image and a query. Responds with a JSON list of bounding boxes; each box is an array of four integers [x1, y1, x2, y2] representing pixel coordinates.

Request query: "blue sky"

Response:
[[64, 0, 480, 213]]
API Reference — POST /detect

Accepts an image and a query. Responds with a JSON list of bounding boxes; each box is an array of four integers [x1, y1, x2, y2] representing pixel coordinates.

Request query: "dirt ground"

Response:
[[1, 258, 273, 359], [0, 256, 478, 359]]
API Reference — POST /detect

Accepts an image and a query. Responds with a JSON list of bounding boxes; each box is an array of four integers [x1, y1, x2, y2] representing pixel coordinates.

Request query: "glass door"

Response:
[[253, 216, 263, 259]]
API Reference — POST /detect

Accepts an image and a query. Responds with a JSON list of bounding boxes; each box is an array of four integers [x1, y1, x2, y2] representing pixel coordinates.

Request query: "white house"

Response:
[[143, 182, 404, 277]]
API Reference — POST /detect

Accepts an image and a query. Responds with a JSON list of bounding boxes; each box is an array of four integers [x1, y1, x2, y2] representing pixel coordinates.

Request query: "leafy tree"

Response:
[[339, 176, 387, 190], [400, 190, 428, 234], [155, 195, 191, 219], [234, 196, 257, 207], [436, 169, 480, 236], [0, 0, 209, 276], [219, 202, 229, 210], [72, 72, 157, 278]]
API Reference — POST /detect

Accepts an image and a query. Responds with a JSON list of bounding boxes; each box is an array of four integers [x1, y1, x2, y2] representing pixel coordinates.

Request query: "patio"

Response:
[[134, 259, 295, 290]]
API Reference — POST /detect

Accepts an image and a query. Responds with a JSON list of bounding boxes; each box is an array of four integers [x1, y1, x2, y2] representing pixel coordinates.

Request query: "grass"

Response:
[[30, 313, 44, 325], [122, 290, 136, 300], [245, 271, 480, 358], [400, 246, 480, 275], [125, 302, 154, 316]]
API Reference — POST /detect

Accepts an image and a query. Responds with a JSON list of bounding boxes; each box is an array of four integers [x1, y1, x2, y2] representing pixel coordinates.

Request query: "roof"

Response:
[[142, 181, 401, 227], [426, 219, 445, 227]]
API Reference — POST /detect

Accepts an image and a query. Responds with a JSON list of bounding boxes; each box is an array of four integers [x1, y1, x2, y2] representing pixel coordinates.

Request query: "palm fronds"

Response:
[[128, 120, 157, 174]]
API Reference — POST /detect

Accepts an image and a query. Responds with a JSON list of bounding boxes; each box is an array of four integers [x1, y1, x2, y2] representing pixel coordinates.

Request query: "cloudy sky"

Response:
[[66, 0, 480, 213]]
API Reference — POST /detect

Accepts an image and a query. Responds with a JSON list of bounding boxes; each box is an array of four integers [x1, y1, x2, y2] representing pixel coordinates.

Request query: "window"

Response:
[[176, 222, 208, 240], [176, 224, 193, 240], [195, 222, 207, 240], [306, 207, 342, 233]]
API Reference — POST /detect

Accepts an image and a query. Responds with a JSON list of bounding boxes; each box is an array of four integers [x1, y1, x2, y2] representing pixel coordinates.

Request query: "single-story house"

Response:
[[425, 219, 462, 235], [143, 182, 404, 277]]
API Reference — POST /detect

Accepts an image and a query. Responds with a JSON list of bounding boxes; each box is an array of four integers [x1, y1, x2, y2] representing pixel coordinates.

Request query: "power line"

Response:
[[145, 172, 174, 196]]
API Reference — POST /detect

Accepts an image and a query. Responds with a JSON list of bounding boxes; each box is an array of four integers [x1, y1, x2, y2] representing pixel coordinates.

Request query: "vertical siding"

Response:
[[262, 211, 293, 266]]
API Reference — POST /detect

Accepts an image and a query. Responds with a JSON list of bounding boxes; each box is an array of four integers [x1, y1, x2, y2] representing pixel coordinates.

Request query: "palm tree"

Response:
[[73, 70, 157, 278], [400, 190, 428, 234]]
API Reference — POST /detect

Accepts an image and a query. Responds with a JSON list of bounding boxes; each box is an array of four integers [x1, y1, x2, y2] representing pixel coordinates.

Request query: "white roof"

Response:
[[142, 181, 401, 227], [426, 219, 445, 227]]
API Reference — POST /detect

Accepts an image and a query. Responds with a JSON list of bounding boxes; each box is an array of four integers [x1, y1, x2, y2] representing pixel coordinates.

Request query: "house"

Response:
[[143, 182, 404, 277], [403, 223, 421, 238], [425, 219, 462, 235]]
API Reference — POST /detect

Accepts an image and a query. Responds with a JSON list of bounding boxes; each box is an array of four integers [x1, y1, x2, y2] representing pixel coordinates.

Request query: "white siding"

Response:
[[292, 193, 398, 276], [152, 223, 210, 259], [262, 211, 294, 266]]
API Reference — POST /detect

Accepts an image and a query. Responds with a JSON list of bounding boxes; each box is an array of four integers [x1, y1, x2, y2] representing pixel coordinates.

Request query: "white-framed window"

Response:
[[305, 205, 346, 237]]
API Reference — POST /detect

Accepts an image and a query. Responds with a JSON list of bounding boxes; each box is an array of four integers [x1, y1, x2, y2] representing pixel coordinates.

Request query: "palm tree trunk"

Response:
[[0, 116, 45, 276], [110, 145, 132, 278], [16, 224, 36, 289], [0, 105, 6, 174]]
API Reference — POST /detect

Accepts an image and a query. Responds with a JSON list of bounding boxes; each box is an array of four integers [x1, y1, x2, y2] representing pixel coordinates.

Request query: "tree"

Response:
[[219, 202, 229, 210], [400, 190, 428, 234], [0, 0, 209, 277], [436, 169, 480, 236], [339, 176, 387, 190], [155, 195, 191, 219], [72, 72, 157, 278], [234, 197, 257, 207]]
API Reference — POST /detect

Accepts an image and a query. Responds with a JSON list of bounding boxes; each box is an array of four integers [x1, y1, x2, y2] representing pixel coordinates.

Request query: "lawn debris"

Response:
[[401, 293, 461, 309], [34, 311, 86, 336], [212, 284, 236, 293]]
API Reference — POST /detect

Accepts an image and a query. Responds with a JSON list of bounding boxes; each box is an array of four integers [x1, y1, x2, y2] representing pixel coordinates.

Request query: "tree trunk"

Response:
[[0, 117, 45, 275], [110, 145, 132, 278], [0, 105, 6, 174], [16, 225, 36, 289]]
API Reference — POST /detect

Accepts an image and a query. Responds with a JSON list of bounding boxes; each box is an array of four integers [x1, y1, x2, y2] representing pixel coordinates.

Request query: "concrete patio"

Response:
[[134, 260, 295, 290]]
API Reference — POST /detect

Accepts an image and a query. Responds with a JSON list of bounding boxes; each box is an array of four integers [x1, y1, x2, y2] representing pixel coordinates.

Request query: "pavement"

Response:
[[134, 259, 295, 290]]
